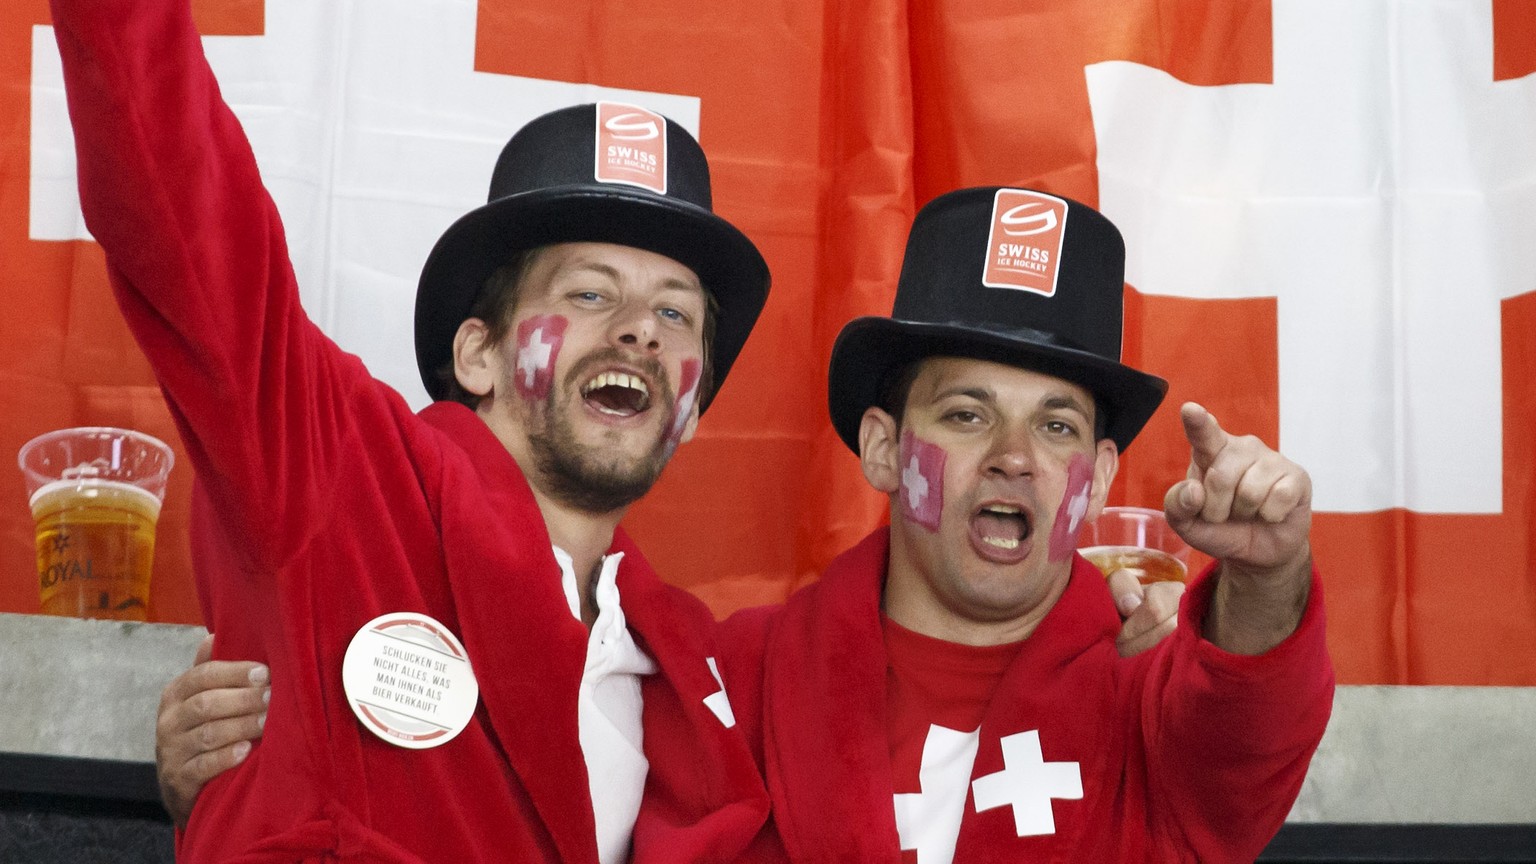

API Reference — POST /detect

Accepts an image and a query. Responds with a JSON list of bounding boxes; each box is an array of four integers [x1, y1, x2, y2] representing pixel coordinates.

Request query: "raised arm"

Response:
[[49, 0, 361, 569], [1140, 402, 1332, 859]]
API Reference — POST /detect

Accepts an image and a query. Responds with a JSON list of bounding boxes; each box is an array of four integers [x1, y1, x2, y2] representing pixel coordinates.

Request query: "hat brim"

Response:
[[415, 186, 769, 411], [827, 317, 1168, 453]]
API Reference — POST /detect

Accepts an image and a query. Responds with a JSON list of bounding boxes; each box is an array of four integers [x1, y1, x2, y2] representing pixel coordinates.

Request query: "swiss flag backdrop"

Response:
[[3, 0, 1533, 685]]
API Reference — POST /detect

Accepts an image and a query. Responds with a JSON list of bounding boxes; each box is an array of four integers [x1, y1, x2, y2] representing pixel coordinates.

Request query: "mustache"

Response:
[[561, 347, 675, 406]]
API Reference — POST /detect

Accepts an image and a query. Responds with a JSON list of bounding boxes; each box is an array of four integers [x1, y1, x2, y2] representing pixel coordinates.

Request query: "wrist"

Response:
[[1204, 548, 1313, 655], [1221, 543, 1313, 588]]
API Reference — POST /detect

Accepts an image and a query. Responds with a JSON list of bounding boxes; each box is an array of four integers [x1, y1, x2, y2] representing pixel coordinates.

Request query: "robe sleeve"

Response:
[[49, 0, 369, 573], [1140, 563, 1335, 861]]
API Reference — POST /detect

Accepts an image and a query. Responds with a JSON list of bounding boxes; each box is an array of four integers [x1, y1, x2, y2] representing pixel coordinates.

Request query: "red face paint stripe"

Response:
[[662, 358, 702, 459]]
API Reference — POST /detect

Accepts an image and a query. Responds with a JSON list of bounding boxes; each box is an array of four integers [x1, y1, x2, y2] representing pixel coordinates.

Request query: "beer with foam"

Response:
[[32, 479, 162, 620], [19, 427, 173, 620]]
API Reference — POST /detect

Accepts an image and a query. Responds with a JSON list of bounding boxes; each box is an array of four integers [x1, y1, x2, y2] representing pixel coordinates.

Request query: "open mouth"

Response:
[[581, 371, 652, 417], [972, 503, 1031, 552]]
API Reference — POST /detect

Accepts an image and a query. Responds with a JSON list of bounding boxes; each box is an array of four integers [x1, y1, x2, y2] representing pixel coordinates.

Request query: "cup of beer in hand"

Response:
[[18, 427, 174, 621], [1078, 506, 1190, 586]]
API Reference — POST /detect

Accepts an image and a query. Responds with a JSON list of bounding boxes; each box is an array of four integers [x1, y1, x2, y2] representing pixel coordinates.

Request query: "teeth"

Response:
[[982, 504, 1022, 515], [582, 372, 649, 396], [982, 536, 1020, 550]]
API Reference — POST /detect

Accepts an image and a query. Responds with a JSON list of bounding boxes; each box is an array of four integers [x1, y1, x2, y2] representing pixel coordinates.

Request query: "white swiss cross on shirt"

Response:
[[972, 730, 1083, 837], [894, 726, 1082, 864]]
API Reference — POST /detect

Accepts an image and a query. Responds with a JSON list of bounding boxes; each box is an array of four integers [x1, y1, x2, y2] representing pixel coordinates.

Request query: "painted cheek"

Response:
[[662, 358, 702, 457], [512, 315, 568, 402], [1047, 453, 1095, 562], [898, 429, 946, 532]]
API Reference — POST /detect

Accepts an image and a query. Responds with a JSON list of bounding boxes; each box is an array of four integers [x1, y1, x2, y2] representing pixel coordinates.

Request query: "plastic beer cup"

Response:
[[18, 427, 174, 620], [1078, 506, 1190, 585]]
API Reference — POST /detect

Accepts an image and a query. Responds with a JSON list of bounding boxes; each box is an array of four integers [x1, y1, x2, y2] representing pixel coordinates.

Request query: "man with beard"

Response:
[[717, 187, 1333, 863], [49, 0, 769, 861]]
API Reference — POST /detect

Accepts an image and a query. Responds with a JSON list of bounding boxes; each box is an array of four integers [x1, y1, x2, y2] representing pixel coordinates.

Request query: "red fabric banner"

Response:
[[3, 0, 1532, 685]]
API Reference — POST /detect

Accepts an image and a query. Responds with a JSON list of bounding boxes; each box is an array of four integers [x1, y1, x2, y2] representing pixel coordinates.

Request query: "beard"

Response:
[[525, 349, 677, 514]]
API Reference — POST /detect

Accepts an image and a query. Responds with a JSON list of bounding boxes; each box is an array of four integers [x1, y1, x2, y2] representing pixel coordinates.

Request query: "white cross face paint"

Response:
[[1047, 453, 1094, 562], [514, 314, 567, 403], [900, 429, 947, 532], [661, 357, 701, 459]]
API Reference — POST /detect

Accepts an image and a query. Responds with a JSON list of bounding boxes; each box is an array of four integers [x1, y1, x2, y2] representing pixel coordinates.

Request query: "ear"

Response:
[[858, 407, 902, 494], [1084, 438, 1121, 522], [452, 317, 498, 398]]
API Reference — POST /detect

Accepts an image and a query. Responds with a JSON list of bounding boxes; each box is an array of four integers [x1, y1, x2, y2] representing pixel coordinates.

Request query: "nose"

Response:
[[984, 424, 1036, 479], [610, 300, 660, 354]]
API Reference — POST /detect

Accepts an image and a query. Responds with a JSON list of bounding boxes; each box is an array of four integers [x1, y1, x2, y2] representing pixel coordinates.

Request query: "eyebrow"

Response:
[[558, 260, 703, 300], [932, 385, 996, 404], [554, 260, 622, 283], [930, 385, 1092, 419], [1040, 393, 1093, 417]]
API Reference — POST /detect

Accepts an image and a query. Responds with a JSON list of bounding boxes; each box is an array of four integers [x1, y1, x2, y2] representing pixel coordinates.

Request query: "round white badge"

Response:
[[342, 612, 480, 749]]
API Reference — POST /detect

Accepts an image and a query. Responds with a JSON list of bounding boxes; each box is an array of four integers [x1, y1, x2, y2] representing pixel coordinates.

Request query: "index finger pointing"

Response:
[[1181, 402, 1229, 469]]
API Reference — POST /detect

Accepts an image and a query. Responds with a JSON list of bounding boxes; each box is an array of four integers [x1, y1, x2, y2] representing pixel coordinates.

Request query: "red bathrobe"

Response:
[[49, 2, 768, 860], [718, 529, 1334, 863]]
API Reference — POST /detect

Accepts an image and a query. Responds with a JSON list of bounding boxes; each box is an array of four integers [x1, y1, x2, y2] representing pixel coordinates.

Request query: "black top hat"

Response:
[[415, 102, 770, 411], [828, 186, 1167, 452]]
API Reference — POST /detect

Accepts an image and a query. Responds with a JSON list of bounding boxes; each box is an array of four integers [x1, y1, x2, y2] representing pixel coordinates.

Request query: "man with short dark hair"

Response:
[[717, 187, 1332, 863], [50, 0, 771, 860], [154, 187, 1314, 863]]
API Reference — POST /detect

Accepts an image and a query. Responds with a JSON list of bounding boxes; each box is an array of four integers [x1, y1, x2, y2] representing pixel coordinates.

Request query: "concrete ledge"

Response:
[[0, 612, 205, 764], [1291, 685, 1536, 823], [1, 611, 1533, 827]]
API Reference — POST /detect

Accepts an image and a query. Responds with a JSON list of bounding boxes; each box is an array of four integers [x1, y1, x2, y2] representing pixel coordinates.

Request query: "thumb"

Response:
[[1106, 569, 1144, 618], [194, 631, 215, 665]]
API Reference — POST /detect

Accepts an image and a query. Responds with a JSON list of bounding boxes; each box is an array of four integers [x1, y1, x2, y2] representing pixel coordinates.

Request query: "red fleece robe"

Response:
[[49, 2, 768, 861], [717, 529, 1334, 864]]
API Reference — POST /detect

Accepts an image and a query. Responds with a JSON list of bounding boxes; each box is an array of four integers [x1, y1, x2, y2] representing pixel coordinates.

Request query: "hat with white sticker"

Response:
[[827, 187, 1167, 453], [415, 102, 769, 413]]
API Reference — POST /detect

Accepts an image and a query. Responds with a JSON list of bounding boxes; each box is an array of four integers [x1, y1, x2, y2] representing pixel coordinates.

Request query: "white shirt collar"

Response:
[[551, 546, 625, 622]]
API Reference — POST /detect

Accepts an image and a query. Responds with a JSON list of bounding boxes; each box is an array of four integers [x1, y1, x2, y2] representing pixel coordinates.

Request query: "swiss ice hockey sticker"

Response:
[[595, 101, 667, 194], [982, 188, 1068, 296], [342, 613, 479, 749]]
